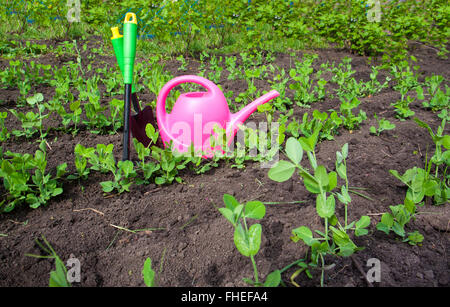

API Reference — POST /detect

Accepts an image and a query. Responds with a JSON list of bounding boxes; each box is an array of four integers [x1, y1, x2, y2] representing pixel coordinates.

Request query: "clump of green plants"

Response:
[[268, 136, 370, 286], [289, 54, 327, 106], [0, 142, 67, 212], [388, 118, 449, 206], [376, 198, 424, 246], [416, 74, 450, 112]]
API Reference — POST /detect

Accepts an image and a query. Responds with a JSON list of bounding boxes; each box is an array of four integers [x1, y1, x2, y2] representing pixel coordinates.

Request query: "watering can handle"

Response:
[[156, 75, 219, 119]]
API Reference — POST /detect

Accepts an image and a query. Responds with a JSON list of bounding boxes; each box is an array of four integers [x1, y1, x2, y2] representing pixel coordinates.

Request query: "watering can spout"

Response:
[[229, 90, 279, 131]]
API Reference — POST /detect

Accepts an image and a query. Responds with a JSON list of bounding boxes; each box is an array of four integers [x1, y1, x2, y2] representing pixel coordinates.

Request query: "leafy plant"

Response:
[[218, 194, 278, 287], [9, 93, 48, 140], [268, 138, 370, 286], [370, 114, 396, 136], [289, 55, 327, 106], [0, 111, 10, 142], [338, 95, 367, 130], [416, 74, 450, 111], [0, 142, 67, 212], [376, 198, 420, 239]]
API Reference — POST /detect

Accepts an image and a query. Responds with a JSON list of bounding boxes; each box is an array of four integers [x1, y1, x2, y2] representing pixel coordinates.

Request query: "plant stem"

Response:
[[250, 255, 259, 285]]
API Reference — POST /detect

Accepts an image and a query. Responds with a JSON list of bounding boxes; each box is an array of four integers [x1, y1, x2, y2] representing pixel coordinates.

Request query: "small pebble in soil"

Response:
[[416, 272, 424, 279], [424, 270, 434, 280]]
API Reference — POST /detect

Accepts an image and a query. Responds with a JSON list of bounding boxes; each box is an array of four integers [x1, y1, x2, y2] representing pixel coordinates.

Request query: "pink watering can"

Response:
[[156, 75, 279, 156]]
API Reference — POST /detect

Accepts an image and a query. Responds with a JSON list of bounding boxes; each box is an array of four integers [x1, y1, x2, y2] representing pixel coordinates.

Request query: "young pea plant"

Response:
[[68, 144, 95, 180], [370, 114, 396, 136], [0, 111, 10, 142], [61, 100, 82, 135], [363, 65, 390, 96], [0, 142, 67, 212], [338, 94, 367, 130], [10, 93, 49, 140], [217, 194, 281, 287], [389, 118, 449, 206], [391, 86, 417, 120], [268, 136, 370, 286], [133, 124, 161, 184], [416, 74, 449, 112], [225, 56, 241, 81], [268, 68, 293, 111], [176, 54, 188, 71], [100, 159, 137, 194]]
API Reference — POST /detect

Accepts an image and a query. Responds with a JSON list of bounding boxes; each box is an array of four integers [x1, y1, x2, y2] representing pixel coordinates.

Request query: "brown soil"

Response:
[[0, 38, 449, 287]]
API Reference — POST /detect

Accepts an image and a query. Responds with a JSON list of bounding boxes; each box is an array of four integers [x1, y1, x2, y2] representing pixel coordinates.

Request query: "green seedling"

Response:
[[363, 65, 390, 96], [142, 248, 166, 287], [0, 142, 66, 212], [338, 94, 367, 130], [268, 68, 293, 111], [10, 93, 48, 140], [390, 58, 420, 92], [176, 55, 188, 71], [69, 144, 95, 180], [25, 235, 71, 287], [133, 124, 161, 184], [370, 114, 396, 136], [403, 230, 424, 246], [390, 117, 449, 206], [416, 74, 450, 111], [225, 56, 241, 81], [142, 257, 156, 287], [218, 194, 278, 287], [269, 138, 370, 286], [100, 160, 137, 194], [376, 198, 419, 238], [61, 100, 82, 135], [391, 86, 418, 120], [289, 55, 327, 106], [0, 111, 10, 141], [109, 98, 124, 134]]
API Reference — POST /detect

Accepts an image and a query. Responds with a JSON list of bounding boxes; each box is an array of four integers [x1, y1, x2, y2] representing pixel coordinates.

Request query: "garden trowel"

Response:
[[111, 16, 158, 160]]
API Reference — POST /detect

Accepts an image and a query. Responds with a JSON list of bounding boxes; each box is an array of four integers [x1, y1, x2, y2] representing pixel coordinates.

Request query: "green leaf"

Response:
[[247, 224, 262, 256], [285, 137, 303, 165], [233, 223, 261, 257], [49, 258, 70, 287], [223, 194, 240, 211], [268, 160, 296, 182], [327, 171, 337, 192], [100, 181, 114, 193], [355, 216, 371, 229], [263, 270, 281, 287], [219, 208, 235, 225], [380, 212, 394, 227], [244, 201, 266, 220], [292, 226, 317, 246], [314, 165, 329, 188], [142, 258, 156, 287], [316, 194, 335, 218]]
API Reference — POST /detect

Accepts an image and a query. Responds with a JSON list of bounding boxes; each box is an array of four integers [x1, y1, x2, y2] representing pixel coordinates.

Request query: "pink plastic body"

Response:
[[156, 75, 279, 156]]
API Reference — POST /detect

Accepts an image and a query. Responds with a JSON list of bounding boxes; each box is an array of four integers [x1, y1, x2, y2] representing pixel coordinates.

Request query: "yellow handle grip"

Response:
[[124, 12, 137, 24], [110, 27, 123, 40]]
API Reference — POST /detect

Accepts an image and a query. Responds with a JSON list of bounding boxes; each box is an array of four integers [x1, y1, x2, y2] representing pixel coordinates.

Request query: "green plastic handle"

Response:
[[123, 13, 137, 85], [111, 27, 136, 93]]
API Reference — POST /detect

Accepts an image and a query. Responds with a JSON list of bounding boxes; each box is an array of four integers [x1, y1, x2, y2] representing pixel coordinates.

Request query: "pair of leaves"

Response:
[[220, 194, 266, 227]]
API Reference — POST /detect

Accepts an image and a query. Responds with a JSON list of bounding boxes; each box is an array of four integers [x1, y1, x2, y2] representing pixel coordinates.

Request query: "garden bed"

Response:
[[0, 38, 449, 287]]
